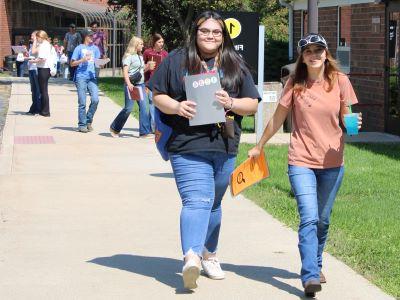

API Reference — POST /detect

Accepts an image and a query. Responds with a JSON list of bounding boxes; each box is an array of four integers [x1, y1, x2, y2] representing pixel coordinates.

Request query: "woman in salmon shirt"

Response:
[[248, 33, 362, 298]]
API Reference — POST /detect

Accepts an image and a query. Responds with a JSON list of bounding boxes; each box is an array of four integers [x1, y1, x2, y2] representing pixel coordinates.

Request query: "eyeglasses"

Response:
[[197, 28, 223, 37], [298, 34, 327, 50]]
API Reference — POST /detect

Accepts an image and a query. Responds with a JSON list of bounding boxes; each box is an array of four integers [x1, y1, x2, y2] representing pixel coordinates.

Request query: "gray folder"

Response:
[[184, 73, 226, 126]]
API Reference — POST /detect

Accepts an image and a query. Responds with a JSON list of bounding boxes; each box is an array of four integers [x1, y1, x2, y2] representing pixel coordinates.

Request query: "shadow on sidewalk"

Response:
[[88, 254, 304, 297], [121, 127, 139, 133], [88, 254, 186, 293], [10, 110, 29, 115], [221, 263, 304, 297], [51, 126, 78, 132], [98, 132, 137, 138], [150, 173, 174, 178]]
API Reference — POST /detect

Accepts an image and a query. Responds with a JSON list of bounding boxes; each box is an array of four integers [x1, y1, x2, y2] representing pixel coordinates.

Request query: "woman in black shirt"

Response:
[[149, 11, 260, 290]]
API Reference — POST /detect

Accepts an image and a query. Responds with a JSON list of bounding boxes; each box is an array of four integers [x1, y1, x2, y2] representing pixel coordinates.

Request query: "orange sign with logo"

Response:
[[230, 151, 269, 196]]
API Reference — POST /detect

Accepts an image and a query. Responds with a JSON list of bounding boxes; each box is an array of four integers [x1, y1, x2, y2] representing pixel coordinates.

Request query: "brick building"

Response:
[[285, 0, 400, 135], [0, 0, 128, 71]]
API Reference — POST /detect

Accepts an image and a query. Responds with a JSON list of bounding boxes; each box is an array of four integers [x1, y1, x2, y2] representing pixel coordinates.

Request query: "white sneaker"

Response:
[[109, 128, 119, 138], [182, 258, 200, 290], [201, 257, 225, 280]]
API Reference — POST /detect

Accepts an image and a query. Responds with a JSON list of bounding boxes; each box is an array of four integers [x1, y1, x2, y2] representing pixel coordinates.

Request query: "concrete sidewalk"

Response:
[[0, 79, 394, 299]]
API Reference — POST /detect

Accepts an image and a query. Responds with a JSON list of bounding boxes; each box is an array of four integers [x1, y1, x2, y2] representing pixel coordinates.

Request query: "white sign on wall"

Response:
[[263, 91, 278, 103]]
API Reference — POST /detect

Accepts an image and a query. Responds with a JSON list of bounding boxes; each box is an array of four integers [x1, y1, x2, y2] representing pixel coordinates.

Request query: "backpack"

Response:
[[154, 107, 173, 161]]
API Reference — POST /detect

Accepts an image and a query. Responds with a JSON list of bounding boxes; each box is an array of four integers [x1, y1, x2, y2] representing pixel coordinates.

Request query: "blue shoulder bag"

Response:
[[154, 107, 173, 161]]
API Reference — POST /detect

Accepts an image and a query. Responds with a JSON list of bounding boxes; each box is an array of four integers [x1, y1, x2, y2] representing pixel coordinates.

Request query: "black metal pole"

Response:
[[137, 0, 142, 37], [112, 14, 116, 77]]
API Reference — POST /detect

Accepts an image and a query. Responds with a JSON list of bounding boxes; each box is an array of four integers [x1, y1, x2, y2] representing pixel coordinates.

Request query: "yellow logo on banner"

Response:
[[224, 18, 242, 39]]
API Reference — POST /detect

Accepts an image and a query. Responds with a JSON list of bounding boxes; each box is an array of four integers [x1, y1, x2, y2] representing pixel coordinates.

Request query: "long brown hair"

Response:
[[185, 11, 247, 93], [150, 33, 164, 48], [293, 47, 341, 93]]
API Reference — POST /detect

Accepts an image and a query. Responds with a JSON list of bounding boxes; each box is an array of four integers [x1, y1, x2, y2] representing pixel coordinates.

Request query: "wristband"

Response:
[[226, 97, 234, 111]]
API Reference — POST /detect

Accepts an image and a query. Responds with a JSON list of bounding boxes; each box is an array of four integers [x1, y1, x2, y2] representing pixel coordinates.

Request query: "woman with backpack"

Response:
[[149, 11, 260, 290]]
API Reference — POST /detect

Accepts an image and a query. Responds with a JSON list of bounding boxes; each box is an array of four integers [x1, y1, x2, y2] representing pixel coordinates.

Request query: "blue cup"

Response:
[[344, 113, 359, 135]]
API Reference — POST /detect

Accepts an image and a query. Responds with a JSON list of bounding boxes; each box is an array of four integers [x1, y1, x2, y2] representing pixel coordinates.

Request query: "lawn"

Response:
[[236, 143, 400, 298], [98, 77, 256, 132], [98, 77, 139, 119]]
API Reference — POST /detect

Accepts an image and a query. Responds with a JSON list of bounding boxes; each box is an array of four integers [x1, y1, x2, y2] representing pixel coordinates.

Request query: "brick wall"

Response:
[[319, 7, 339, 57], [0, 0, 12, 68], [0, 0, 108, 69], [293, 4, 386, 132], [340, 6, 351, 46], [293, 10, 302, 57], [350, 3, 385, 131]]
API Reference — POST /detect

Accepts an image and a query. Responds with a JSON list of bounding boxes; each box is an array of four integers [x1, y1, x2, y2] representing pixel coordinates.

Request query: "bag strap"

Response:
[[130, 54, 142, 74]]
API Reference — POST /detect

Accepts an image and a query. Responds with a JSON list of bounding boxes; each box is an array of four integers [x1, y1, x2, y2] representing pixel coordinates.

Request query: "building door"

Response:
[[387, 6, 400, 135]]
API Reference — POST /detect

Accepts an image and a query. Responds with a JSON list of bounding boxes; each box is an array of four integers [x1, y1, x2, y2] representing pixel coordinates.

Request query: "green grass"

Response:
[[242, 115, 255, 133], [236, 143, 400, 298], [98, 77, 139, 119]]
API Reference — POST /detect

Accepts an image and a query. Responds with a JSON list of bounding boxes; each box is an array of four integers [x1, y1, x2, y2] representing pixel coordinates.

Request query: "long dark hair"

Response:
[[150, 33, 164, 48], [293, 47, 341, 93], [185, 11, 247, 93]]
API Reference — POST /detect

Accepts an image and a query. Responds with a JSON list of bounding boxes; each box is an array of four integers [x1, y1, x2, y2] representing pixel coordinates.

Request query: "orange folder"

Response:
[[230, 151, 270, 197]]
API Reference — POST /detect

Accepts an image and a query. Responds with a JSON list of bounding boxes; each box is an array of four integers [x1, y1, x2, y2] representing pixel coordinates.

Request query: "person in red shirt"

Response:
[[143, 33, 168, 132]]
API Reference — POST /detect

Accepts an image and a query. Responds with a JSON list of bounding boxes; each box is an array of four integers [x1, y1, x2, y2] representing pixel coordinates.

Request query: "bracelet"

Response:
[[226, 97, 234, 111]]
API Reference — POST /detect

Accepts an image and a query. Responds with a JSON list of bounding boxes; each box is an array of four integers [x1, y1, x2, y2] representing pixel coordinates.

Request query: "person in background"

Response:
[[149, 11, 260, 290], [64, 23, 82, 81], [16, 40, 28, 77], [110, 36, 153, 138], [70, 29, 100, 133], [30, 30, 52, 117], [52, 37, 64, 77], [90, 21, 107, 78], [248, 33, 362, 298], [143, 33, 168, 131], [26, 31, 41, 115]]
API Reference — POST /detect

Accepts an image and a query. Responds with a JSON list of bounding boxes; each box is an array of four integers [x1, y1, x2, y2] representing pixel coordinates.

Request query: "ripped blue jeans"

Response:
[[169, 151, 236, 257]]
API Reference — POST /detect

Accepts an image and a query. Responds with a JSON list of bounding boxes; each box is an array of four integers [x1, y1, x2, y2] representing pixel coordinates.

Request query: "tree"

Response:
[[110, 0, 249, 48], [109, 0, 290, 80]]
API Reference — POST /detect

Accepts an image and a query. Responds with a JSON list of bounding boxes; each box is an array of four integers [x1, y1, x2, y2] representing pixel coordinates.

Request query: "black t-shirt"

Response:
[[148, 48, 260, 155]]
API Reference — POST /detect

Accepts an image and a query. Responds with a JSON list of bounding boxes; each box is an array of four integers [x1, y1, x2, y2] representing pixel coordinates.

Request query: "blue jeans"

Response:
[[16, 61, 24, 77], [28, 69, 41, 113], [110, 83, 151, 136], [147, 90, 155, 132], [75, 78, 99, 127], [288, 165, 344, 285], [169, 151, 236, 257]]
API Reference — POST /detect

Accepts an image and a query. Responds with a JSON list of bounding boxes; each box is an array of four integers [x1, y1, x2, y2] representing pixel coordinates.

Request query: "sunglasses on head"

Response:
[[298, 34, 327, 50]]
